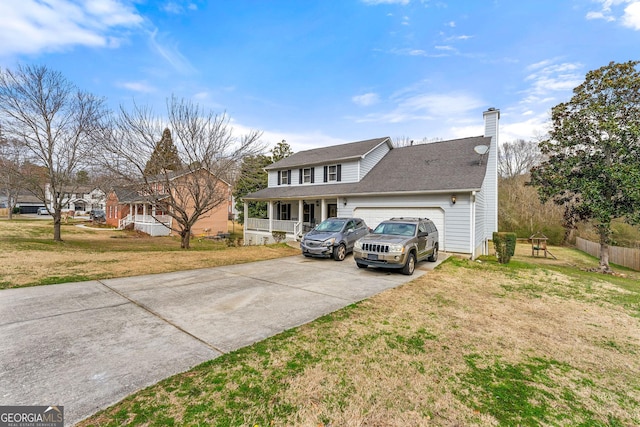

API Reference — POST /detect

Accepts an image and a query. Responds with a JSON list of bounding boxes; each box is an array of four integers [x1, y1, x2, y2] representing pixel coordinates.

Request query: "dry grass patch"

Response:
[[80, 244, 640, 426], [0, 219, 298, 288]]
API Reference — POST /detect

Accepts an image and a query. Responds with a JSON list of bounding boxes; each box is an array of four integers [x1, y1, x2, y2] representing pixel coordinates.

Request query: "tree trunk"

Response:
[[563, 227, 576, 245], [598, 228, 611, 273], [53, 214, 62, 241], [6, 189, 13, 220], [180, 228, 191, 249]]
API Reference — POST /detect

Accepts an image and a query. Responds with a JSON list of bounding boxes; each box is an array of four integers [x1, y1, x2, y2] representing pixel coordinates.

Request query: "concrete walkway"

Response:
[[0, 253, 446, 425]]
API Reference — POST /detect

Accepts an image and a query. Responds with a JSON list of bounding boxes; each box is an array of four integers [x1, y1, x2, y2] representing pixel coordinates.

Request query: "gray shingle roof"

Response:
[[245, 136, 491, 199], [111, 186, 148, 203], [264, 137, 392, 170]]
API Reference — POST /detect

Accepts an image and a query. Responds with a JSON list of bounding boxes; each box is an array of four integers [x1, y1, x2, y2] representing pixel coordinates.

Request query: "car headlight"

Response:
[[354, 240, 362, 250], [388, 244, 405, 253], [323, 237, 336, 247]]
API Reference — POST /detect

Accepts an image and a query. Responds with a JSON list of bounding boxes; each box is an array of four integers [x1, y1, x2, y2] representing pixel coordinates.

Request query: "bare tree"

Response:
[[102, 96, 263, 249], [0, 131, 27, 219], [0, 64, 108, 240], [392, 136, 443, 148], [498, 139, 543, 179]]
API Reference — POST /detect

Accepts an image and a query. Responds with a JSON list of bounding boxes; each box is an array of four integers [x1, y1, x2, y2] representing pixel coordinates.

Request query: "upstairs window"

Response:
[[324, 164, 342, 182], [278, 170, 291, 185], [299, 167, 315, 184]]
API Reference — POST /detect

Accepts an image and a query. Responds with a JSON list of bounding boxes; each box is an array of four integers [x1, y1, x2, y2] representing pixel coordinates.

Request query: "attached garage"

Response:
[[353, 207, 445, 249]]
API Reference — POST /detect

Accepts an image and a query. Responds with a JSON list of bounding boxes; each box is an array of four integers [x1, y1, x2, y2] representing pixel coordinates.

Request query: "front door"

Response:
[[303, 203, 316, 227], [328, 204, 337, 218]]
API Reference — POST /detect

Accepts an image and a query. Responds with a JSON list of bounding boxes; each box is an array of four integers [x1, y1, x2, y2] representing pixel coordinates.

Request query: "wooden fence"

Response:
[[576, 237, 640, 271]]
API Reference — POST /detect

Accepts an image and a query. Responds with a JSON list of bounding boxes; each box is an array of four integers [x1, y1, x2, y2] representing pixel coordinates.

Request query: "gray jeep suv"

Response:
[[301, 217, 370, 261], [353, 217, 439, 275]]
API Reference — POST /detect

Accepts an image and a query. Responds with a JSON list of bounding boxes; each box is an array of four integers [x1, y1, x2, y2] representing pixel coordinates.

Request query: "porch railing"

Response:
[[245, 218, 302, 236], [118, 214, 172, 229]]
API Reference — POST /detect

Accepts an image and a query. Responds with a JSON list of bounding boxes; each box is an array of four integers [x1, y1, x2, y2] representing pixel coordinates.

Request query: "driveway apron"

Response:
[[0, 254, 444, 425]]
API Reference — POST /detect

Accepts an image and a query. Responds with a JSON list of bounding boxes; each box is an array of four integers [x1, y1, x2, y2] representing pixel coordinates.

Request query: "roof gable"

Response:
[[265, 137, 392, 170]]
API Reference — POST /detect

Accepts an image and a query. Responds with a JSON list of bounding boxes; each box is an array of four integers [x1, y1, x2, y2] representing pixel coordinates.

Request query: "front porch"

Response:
[[243, 198, 339, 244], [118, 202, 172, 237]]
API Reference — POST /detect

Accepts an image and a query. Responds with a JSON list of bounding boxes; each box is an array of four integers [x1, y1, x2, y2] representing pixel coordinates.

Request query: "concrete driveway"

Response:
[[0, 253, 445, 425]]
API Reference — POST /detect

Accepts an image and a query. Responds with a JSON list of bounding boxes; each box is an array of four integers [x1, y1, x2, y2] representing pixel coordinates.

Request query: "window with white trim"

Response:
[[328, 165, 338, 181], [303, 168, 312, 183]]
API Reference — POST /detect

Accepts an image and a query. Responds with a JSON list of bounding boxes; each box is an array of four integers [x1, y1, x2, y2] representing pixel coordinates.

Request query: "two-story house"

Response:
[[105, 168, 232, 238], [243, 108, 499, 259], [43, 184, 106, 213]]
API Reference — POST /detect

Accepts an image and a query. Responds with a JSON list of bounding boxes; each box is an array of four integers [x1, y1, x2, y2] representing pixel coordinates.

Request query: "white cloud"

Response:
[[522, 61, 583, 105], [352, 92, 381, 107], [622, 1, 640, 29], [388, 47, 448, 57], [586, 0, 640, 30], [162, 1, 198, 14], [498, 110, 552, 143], [233, 124, 347, 153], [0, 0, 142, 56], [353, 90, 485, 125], [148, 28, 195, 74], [118, 81, 156, 93]]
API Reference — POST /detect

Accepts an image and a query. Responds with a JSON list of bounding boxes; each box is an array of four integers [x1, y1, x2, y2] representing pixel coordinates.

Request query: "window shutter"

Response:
[[299, 169, 302, 184], [277, 170, 281, 185], [311, 167, 315, 183], [337, 164, 342, 182], [287, 170, 292, 185], [324, 166, 328, 183]]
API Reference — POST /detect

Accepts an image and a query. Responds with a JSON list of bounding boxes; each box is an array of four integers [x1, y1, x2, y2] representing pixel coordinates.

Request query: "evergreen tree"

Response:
[[144, 128, 182, 176], [233, 154, 271, 223]]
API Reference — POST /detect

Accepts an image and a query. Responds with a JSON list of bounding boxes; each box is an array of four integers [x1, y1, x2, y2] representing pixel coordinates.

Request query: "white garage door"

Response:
[[353, 207, 445, 248]]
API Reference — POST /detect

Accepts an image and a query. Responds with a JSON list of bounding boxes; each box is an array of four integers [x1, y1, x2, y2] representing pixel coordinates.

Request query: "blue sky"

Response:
[[0, 0, 638, 152]]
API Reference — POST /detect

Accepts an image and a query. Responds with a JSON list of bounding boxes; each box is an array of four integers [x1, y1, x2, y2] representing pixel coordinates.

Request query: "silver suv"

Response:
[[353, 217, 439, 275], [301, 217, 370, 261]]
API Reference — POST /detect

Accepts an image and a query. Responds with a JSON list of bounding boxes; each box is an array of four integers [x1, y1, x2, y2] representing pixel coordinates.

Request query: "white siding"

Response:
[[474, 189, 487, 257], [360, 142, 391, 179], [268, 160, 361, 189], [339, 193, 472, 254], [339, 161, 359, 183], [268, 170, 279, 187]]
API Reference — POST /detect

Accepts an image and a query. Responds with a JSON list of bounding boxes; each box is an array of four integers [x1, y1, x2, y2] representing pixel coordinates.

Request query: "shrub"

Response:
[[272, 230, 286, 243], [493, 232, 517, 264]]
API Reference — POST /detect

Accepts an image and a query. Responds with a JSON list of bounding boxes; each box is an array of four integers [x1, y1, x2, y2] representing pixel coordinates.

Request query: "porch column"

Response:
[[243, 201, 248, 236], [298, 200, 304, 226], [321, 199, 327, 222], [268, 200, 273, 233]]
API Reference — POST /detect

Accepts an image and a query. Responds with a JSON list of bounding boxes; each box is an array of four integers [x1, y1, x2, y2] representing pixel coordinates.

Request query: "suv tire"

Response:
[[428, 243, 438, 262], [402, 252, 416, 275], [333, 243, 347, 261]]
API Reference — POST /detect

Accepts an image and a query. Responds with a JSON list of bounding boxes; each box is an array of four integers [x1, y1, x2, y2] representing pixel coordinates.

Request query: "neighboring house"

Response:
[[243, 108, 499, 259], [44, 184, 106, 213], [12, 191, 45, 214], [106, 169, 231, 238]]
